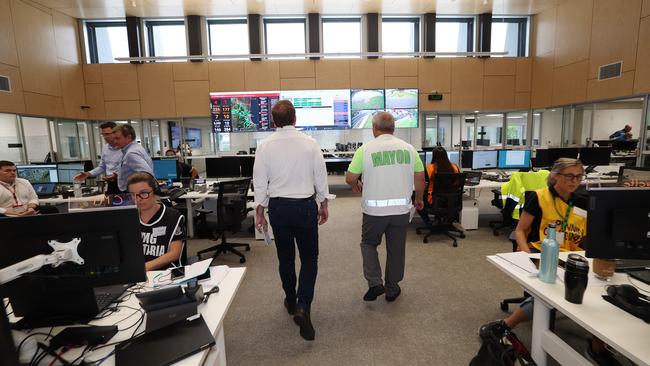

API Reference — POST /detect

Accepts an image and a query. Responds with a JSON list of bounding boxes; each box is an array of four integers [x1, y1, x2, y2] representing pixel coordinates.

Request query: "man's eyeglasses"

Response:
[[558, 173, 585, 182], [130, 190, 153, 199]]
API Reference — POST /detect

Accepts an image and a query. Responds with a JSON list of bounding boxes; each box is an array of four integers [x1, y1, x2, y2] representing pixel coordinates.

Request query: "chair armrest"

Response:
[[196, 208, 213, 214]]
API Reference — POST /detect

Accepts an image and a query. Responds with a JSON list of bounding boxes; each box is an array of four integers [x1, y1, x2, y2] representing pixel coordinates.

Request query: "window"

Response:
[[208, 19, 249, 57], [382, 17, 420, 54], [322, 18, 361, 57], [435, 17, 474, 55], [476, 113, 504, 148], [506, 112, 528, 147], [145, 19, 187, 58], [85, 21, 129, 64], [491, 17, 528, 57], [264, 18, 306, 57]]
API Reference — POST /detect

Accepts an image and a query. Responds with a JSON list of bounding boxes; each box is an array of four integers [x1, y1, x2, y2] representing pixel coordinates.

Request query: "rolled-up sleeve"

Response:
[[313, 144, 329, 203], [253, 150, 269, 207]]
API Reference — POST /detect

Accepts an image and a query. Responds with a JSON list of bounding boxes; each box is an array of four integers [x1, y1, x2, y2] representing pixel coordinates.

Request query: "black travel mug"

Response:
[[564, 254, 589, 304]]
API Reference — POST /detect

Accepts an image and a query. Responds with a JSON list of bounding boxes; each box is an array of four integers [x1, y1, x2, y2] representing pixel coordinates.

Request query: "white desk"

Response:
[[15, 266, 246, 366], [487, 252, 650, 366]]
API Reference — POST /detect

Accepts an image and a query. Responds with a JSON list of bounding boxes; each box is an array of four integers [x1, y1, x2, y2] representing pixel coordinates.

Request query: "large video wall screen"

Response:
[[210, 88, 418, 132]]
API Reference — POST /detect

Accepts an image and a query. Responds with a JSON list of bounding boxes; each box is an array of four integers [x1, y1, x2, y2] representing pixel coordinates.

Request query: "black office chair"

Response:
[[416, 172, 466, 247], [488, 189, 518, 236], [196, 178, 252, 264]]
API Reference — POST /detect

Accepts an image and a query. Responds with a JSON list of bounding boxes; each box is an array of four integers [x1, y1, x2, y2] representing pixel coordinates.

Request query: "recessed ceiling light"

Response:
[[474, 110, 479, 113], [131, 1, 136, 7]]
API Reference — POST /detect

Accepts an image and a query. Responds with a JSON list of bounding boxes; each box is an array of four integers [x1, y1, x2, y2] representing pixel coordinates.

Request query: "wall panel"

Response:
[[587, 71, 635, 100], [350, 59, 384, 89], [58, 60, 87, 119], [84, 83, 105, 119], [209, 62, 245, 92], [24, 92, 64, 117], [83, 64, 102, 84], [515, 58, 532, 92], [483, 76, 515, 110], [174, 81, 209, 117], [279, 60, 315, 78], [534, 5, 557, 56], [643, 0, 650, 17], [244, 61, 280, 90], [52, 11, 80, 64], [633, 16, 650, 93], [552, 60, 588, 105], [515, 92, 531, 110], [450, 58, 483, 110], [418, 58, 451, 93], [384, 59, 418, 76], [419, 93, 450, 111], [101, 64, 139, 101], [0, 64, 25, 114], [172, 62, 208, 81], [531, 53, 554, 108], [138, 63, 176, 118], [483, 58, 516, 76], [0, 0, 19, 66], [104, 100, 140, 119], [554, 0, 593, 67], [280, 78, 316, 90], [315, 60, 350, 89], [384, 76, 417, 88]]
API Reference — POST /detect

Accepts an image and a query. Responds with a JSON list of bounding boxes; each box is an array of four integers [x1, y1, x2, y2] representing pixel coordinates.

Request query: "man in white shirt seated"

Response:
[[0, 160, 39, 217]]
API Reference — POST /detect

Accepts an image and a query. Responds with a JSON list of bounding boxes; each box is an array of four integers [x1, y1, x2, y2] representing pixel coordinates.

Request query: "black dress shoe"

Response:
[[293, 308, 315, 341], [284, 299, 296, 315], [386, 287, 401, 302], [363, 285, 385, 301]]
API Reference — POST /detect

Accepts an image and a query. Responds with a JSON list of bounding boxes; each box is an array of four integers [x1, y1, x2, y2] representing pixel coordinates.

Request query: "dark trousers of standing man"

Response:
[[268, 197, 319, 313]]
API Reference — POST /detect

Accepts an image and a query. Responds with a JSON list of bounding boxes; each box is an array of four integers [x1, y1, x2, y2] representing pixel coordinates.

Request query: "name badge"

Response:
[[153, 226, 166, 236], [573, 207, 587, 218]]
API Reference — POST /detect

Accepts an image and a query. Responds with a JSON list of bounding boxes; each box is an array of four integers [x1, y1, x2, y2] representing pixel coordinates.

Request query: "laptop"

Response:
[[465, 171, 482, 186], [628, 270, 650, 286], [115, 315, 215, 366], [33, 183, 57, 198], [615, 259, 650, 273]]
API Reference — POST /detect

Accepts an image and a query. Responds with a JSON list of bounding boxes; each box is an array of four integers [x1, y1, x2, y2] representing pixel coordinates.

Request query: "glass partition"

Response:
[[505, 111, 528, 147], [461, 114, 475, 149], [0, 113, 24, 163], [531, 111, 541, 147], [538, 108, 563, 148], [56, 120, 85, 160], [21, 116, 51, 163], [423, 114, 437, 147], [592, 97, 643, 142], [476, 113, 503, 149]]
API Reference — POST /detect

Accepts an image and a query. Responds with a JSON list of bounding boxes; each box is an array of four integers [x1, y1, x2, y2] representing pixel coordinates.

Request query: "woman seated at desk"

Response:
[[128, 172, 184, 271], [480, 158, 618, 365], [417, 147, 460, 223]]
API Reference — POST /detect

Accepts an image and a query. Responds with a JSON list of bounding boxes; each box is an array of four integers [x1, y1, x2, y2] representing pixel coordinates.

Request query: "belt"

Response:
[[270, 195, 315, 202]]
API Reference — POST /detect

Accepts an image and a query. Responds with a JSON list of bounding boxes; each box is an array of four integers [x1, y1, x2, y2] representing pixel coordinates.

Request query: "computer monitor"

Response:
[[205, 157, 241, 178], [16, 164, 58, 184], [537, 147, 580, 167], [461, 151, 473, 169], [533, 149, 550, 168], [447, 151, 460, 166], [424, 151, 434, 165], [471, 150, 498, 170], [461, 140, 472, 148], [585, 188, 650, 260], [56, 162, 85, 184], [476, 139, 491, 147], [153, 159, 179, 180], [617, 166, 650, 187], [240, 156, 255, 177], [418, 152, 426, 165], [0, 207, 146, 327], [579, 147, 611, 166], [611, 139, 638, 151], [497, 150, 531, 169]]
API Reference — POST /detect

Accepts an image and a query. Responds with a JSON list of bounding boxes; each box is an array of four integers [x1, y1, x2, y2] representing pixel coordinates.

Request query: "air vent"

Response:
[[598, 61, 622, 80], [0, 75, 10, 93]]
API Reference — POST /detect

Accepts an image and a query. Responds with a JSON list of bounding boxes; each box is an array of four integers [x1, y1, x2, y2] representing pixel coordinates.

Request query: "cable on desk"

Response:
[[627, 274, 650, 295], [48, 348, 69, 366]]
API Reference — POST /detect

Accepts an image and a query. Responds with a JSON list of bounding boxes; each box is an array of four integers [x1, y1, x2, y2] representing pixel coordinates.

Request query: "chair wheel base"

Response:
[[460, 233, 466, 239], [416, 228, 422, 234], [423, 238, 428, 243], [453, 242, 458, 247], [245, 246, 250, 251], [500, 302, 509, 312], [240, 257, 246, 263]]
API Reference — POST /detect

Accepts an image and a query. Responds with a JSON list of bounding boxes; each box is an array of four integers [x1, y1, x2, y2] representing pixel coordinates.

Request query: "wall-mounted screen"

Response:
[[350, 88, 418, 129], [385, 88, 418, 109], [280, 89, 351, 130], [210, 91, 280, 132], [351, 89, 385, 110]]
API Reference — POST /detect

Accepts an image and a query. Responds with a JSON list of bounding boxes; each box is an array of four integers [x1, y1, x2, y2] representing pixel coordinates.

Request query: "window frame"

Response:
[[321, 17, 362, 56], [381, 17, 421, 53], [263, 18, 307, 56], [85, 21, 128, 64], [435, 16, 474, 53], [491, 17, 528, 57], [207, 18, 249, 55], [144, 19, 187, 57]]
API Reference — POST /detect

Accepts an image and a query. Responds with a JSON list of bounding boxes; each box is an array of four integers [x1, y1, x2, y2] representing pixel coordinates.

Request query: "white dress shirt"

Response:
[[0, 178, 39, 214], [253, 126, 329, 207]]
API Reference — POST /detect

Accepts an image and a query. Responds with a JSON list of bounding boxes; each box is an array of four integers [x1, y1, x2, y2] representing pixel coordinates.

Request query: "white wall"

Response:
[[592, 108, 642, 140], [540, 109, 563, 148], [0, 113, 23, 162], [22, 116, 50, 163]]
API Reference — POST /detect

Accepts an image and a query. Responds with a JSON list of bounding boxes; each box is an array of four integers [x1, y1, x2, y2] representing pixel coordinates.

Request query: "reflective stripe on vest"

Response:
[[364, 198, 411, 207]]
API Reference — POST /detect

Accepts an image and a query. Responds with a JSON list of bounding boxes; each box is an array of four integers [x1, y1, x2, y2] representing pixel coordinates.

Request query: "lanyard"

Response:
[[552, 197, 573, 232], [1, 183, 20, 207]]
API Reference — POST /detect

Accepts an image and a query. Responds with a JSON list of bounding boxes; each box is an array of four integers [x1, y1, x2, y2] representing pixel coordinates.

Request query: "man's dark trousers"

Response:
[[268, 198, 319, 313]]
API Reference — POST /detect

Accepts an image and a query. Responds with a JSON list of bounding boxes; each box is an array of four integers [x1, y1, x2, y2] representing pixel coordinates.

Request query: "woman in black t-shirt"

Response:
[[127, 172, 184, 271]]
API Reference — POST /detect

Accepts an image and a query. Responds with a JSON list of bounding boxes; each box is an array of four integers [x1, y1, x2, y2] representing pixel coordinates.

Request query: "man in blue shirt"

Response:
[[74, 121, 123, 193], [112, 124, 154, 192], [609, 125, 632, 141]]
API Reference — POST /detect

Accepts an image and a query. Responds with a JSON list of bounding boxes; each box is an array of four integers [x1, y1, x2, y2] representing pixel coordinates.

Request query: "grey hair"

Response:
[[547, 158, 584, 186], [372, 111, 395, 132]]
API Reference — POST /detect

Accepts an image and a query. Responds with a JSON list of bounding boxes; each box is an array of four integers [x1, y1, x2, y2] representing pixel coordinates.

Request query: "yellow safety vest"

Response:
[[530, 187, 587, 252]]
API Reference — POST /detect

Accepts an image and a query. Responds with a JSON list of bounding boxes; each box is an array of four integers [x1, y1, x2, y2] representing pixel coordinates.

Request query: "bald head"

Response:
[[372, 112, 395, 134]]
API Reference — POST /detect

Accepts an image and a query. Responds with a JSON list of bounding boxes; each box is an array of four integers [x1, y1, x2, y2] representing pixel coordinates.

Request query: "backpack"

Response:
[[470, 329, 535, 366]]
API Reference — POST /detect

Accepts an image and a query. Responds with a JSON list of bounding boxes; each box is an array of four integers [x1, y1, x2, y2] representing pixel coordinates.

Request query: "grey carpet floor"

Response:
[[187, 180, 595, 366]]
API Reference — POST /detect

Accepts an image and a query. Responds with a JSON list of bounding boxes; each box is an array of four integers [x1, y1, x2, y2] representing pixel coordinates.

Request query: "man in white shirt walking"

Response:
[[253, 100, 329, 341], [345, 112, 425, 303]]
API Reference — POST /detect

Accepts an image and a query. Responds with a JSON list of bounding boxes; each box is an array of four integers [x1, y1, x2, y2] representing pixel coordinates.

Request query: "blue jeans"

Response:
[[268, 198, 319, 312]]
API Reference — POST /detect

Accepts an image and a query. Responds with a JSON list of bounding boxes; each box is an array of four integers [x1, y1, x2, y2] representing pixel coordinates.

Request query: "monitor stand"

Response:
[[585, 165, 598, 174]]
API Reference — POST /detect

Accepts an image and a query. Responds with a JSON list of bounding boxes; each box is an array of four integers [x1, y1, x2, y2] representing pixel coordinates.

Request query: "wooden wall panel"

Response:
[[11, 0, 61, 96], [384, 76, 417, 88], [515, 92, 531, 110], [209, 62, 245, 92], [384, 59, 418, 76], [52, 11, 80, 64], [634, 17, 650, 93], [643, 0, 650, 17], [24, 92, 64, 117], [172, 62, 208, 81], [418, 58, 451, 93], [350, 59, 384, 88], [588, 0, 642, 77], [279, 60, 315, 78], [83, 64, 102, 84], [450, 58, 483, 110], [138, 63, 176, 118], [174, 81, 209, 117], [531, 53, 554, 108], [315, 60, 350, 89], [515, 58, 532, 92], [0, 0, 19, 66], [552, 60, 588, 105], [104, 101, 140, 119], [554, 0, 593, 67], [419, 93, 450, 111], [244, 61, 280, 91], [0, 64, 25, 114], [58, 60, 87, 119], [84, 84, 105, 119], [587, 71, 635, 100], [534, 5, 557, 56], [483, 58, 516, 76], [280, 78, 315, 90], [101, 64, 139, 101], [483, 76, 515, 110]]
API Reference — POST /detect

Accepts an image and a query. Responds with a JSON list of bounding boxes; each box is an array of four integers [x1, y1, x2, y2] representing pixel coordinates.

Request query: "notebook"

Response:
[[115, 315, 215, 366]]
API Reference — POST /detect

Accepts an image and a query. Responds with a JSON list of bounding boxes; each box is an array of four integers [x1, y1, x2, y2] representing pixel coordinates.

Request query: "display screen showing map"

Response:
[[210, 92, 280, 132]]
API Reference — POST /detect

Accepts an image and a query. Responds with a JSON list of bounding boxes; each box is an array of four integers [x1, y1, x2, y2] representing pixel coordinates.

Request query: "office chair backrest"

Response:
[[618, 166, 650, 186], [429, 173, 466, 217], [216, 178, 252, 231]]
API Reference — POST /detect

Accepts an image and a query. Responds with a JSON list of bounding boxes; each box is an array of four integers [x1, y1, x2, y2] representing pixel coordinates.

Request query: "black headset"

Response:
[[605, 285, 650, 323]]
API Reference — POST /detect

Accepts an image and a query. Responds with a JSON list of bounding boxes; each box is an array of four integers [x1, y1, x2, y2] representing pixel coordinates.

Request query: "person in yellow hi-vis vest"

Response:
[[480, 158, 617, 365]]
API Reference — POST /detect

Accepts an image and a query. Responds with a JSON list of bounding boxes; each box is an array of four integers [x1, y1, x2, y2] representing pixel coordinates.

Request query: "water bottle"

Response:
[[539, 223, 560, 283], [73, 182, 82, 198]]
